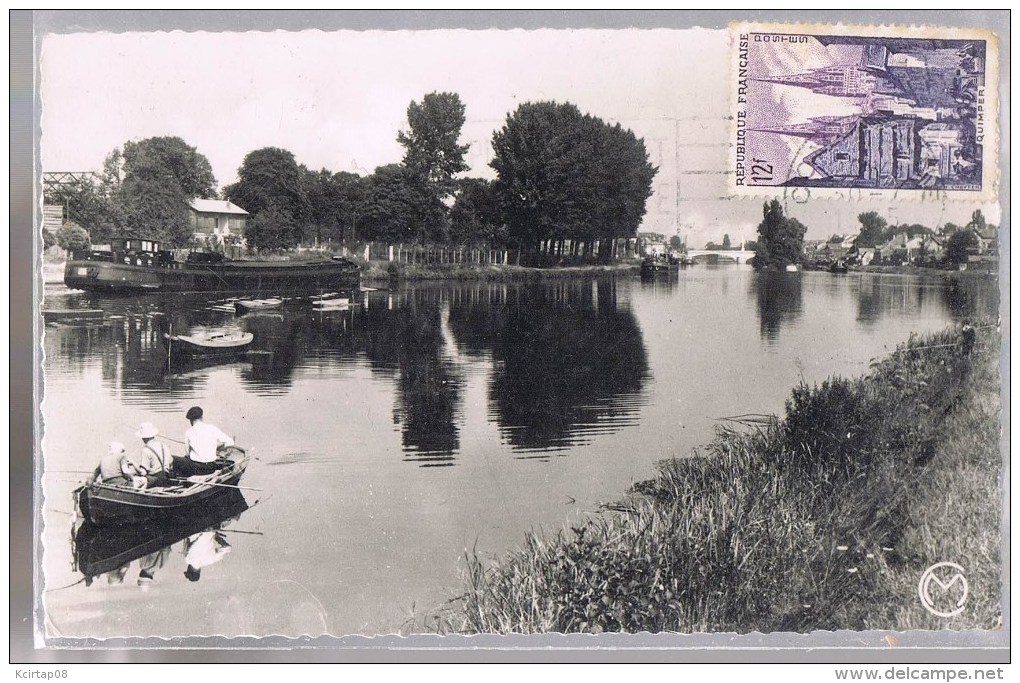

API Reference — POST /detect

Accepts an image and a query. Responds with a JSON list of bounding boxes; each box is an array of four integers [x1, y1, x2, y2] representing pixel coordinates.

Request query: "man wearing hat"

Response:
[[123, 422, 171, 489], [178, 406, 235, 477]]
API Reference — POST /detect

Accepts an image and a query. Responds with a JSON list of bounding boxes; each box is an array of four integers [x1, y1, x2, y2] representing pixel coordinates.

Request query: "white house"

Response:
[[188, 199, 248, 247]]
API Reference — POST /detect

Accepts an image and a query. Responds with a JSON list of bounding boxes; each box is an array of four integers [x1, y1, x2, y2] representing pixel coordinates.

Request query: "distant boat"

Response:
[[234, 298, 284, 314], [640, 255, 680, 278], [785, 264, 800, 272], [165, 330, 254, 356], [829, 259, 849, 274], [312, 296, 350, 310]]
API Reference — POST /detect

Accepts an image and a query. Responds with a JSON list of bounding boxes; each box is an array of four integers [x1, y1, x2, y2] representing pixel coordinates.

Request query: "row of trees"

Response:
[[46, 94, 658, 259]]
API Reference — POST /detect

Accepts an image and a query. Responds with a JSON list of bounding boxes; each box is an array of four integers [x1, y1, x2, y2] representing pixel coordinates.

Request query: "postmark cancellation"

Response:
[[730, 22, 999, 201]]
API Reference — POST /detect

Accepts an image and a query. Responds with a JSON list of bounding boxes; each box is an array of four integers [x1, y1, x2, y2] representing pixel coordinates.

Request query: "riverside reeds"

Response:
[[439, 325, 1002, 634]]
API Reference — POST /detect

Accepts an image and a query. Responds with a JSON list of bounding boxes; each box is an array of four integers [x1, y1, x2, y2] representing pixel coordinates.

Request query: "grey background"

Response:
[[12, 9, 1009, 663]]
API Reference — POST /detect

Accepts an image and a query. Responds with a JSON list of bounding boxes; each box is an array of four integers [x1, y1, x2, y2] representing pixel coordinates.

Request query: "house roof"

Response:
[[189, 199, 249, 215]]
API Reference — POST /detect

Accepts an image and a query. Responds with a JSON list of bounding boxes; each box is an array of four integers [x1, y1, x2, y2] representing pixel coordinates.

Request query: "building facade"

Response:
[[188, 199, 249, 247]]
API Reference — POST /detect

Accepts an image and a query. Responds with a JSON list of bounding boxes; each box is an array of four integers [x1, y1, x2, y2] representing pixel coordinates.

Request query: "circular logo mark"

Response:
[[918, 562, 969, 617]]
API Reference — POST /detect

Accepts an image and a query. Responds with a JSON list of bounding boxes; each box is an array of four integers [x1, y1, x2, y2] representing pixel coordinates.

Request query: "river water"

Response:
[[40, 266, 997, 638]]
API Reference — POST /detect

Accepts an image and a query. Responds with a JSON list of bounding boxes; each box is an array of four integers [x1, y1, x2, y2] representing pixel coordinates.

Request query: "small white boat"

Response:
[[235, 298, 284, 314], [164, 331, 254, 355], [785, 264, 799, 272], [312, 297, 350, 310]]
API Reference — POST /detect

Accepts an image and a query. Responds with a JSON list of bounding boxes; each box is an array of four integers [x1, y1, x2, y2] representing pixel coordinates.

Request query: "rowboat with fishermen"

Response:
[[74, 446, 250, 526]]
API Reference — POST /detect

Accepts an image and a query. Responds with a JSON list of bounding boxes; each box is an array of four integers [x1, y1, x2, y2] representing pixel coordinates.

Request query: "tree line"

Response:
[[45, 93, 657, 261], [749, 201, 996, 271]]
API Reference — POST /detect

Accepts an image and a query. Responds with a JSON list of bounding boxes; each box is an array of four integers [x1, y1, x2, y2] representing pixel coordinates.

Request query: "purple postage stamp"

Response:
[[731, 23, 999, 200]]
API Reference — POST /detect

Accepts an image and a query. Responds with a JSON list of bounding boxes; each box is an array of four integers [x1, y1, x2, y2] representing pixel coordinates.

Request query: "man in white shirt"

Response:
[[178, 406, 235, 477]]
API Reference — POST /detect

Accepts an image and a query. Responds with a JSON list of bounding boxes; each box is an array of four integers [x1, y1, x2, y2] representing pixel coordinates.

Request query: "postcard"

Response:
[[27, 12, 1007, 659]]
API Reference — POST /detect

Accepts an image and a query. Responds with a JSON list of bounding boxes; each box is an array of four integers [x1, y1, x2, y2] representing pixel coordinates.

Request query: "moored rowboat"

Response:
[[75, 446, 250, 526], [235, 298, 284, 314], [164, 331, 254, 354]]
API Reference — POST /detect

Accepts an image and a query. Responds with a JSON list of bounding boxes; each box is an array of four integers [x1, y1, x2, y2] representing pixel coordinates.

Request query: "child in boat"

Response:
[[86, 441, 130, 486], [122, 422, 172, 489]]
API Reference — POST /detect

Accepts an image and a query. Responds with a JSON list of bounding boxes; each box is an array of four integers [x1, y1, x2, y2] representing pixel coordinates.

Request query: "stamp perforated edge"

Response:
[[727, 21, 1000, 204]]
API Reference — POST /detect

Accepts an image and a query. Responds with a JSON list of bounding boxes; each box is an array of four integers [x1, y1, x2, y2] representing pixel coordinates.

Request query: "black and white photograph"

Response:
[[25, 10, 1007, 659]]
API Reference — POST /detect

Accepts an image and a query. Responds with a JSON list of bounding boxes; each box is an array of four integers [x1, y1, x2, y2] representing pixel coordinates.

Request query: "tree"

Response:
[[945, 230, 978, 266], [302, 169, 366, 245], [56, 223, 90, 253], [392, 92, 471, 242], [752, 200, 806, 270], [244, 201, 302, 252], [668, 235, 684, 251], [398, 92, 470, 199], [357, 164, 429, 243], [449, 178, 504, 244], [120, 137, 217, 199], [968, 209, 987, 232], [855, 211, 888, 248], [225, 147, 310, 221], [43, 229, 57, 250], [226, 148, 311, 248], [89, 137, 218, 247], [118, 176, 193, 246], [491, 101, 657, 258], [722, 234, 732, 250]]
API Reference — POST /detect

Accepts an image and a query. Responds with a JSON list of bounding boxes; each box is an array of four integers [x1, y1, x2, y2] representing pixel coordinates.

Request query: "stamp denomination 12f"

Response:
[[731, 22, 998, 201]]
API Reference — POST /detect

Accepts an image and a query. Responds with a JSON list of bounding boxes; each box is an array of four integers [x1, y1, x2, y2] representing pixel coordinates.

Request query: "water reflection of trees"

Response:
[[940, 275, 1000, 320], [751, 272, 803, 341], [854, 275, 1000, 326], [449, 279, 649, 453], [357, 289, 463, 466], [47, 279, 650, 465]]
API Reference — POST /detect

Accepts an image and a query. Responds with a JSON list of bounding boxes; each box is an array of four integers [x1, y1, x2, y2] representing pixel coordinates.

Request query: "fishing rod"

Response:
[[118, 423, 186, 446], [182, 480, 264, 492]]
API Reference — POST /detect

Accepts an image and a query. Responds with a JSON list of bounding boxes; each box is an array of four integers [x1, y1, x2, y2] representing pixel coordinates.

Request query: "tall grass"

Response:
[[437, 325, 1002, 634]]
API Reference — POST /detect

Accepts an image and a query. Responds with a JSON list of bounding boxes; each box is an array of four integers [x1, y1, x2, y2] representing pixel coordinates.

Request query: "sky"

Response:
[[40, 28, 1000, 246]]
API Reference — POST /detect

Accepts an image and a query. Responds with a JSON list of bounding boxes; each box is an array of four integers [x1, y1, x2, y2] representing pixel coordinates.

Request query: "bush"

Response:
[[56, 223, 90, 253]]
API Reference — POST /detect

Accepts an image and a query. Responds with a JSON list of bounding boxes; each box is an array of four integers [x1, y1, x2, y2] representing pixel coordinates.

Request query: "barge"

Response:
[[64, 237, 361, 294]]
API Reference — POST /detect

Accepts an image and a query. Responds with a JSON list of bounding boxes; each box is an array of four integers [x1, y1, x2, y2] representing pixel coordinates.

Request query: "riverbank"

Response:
[[850, 264, 998, 278], [439, 324, 1002, 634], [365, 260, 640, 283], [40, 257, 641, 286]]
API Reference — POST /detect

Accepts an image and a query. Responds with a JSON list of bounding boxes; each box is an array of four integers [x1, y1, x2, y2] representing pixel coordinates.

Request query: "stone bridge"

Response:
[[686, 249, 755, 264]]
